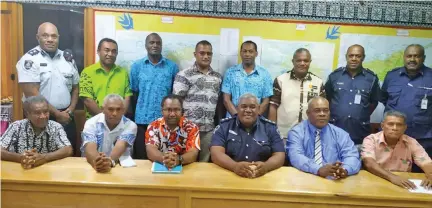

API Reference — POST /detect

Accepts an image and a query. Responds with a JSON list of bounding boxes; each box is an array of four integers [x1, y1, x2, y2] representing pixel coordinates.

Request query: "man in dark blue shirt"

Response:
[[382, 44, 432, 155], [325, 44, 380, 144], [210, 93, 285, 178]]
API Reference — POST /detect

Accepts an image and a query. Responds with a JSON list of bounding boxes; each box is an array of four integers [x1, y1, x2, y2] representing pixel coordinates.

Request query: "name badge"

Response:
[[40, 63, 47, 67], [354, 90, 361, 104], [421, 95, 428, 110]]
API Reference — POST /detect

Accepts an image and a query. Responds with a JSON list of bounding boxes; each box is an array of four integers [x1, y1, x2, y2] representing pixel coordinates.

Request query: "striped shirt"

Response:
[[173, 63, 222, 132], [0, 119, 71, 154]]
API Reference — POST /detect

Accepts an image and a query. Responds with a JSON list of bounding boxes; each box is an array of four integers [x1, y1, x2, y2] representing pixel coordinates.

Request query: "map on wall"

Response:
[[337, 33, 432, 81], [261, 39, 335, 80], [115, 30, 220, 72]]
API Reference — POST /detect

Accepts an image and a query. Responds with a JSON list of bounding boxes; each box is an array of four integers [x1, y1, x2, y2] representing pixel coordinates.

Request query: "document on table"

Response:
[[408, 179, 432, 194], [119, 155, 136, 168]]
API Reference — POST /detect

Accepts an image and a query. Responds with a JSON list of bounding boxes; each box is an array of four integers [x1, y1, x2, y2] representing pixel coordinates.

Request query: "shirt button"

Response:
[[350, 89, 352, 92], [352, 77, 354, 80], [349, 102, 352, 105], [231, 139, 235, 141], [246, 144, 249, 147], [245, 156, 248, 159], [348, 115, 351, 118]]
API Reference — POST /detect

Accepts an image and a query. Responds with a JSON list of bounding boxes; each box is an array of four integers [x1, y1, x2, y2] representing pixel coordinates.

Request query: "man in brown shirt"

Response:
[[269, 48, 325, 141]]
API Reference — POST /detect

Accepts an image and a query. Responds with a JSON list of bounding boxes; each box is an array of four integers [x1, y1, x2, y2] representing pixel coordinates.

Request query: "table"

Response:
[[1, 158, 431, 208]]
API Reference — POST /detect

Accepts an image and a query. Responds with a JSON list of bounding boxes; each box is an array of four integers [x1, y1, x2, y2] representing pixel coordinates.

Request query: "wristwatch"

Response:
[[178, 155, 183, 165], [110, 159, 116, 167]]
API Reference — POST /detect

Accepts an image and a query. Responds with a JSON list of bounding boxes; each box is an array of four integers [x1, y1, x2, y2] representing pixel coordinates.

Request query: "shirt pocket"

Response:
[[254, 138, 272, 160], [226, 135, 241, 158], [386, 85, 402, 106], [414, 90, 432, 124], [358, 88, 371, 107], [39, 66, 52, 83], [61, 72, 74, 91]]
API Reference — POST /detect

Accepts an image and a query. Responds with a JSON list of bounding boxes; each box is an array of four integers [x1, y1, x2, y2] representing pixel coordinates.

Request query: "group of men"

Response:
[[1, 22, 432, 190]]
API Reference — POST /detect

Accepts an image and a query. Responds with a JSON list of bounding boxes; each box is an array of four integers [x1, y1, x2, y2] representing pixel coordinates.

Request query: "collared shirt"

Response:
[[16, 46, 80, 109], [270, 70, 325, 138], [130, 56, 178, 124], [210, 116, 285, 162], [0, 119, 71, 154], [324, 67, 381, 144], [81, 113, 137, 157], [79, 62, 133, 119], [221, 64, 273, 117], [382, 65, 432, 139], [361, 131, 432, 172], [287, 120, 361, 176], [145, 116, 201, 155], [173, 63, 222, 132]]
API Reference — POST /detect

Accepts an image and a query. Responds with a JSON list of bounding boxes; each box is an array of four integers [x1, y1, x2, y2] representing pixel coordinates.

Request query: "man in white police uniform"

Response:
[[16, 22, 80, 155]]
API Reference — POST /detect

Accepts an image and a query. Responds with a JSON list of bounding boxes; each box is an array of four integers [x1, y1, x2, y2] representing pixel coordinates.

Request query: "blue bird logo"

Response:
[[326, 26, 340, 40], [118, 13, 134, 30]]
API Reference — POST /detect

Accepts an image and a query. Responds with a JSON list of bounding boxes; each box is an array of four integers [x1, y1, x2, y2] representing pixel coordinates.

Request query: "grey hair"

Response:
[[23, 95, 48, 113], [237, 93, 259, 106], [405, 44, 425, 57], [103, 94, 125, 107], [307, 96, 328, 110], [383, 110, 407, 124]]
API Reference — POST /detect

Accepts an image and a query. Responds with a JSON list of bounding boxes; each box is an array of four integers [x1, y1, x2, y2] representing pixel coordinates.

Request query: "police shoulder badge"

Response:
[[24, 60, 33, 70]]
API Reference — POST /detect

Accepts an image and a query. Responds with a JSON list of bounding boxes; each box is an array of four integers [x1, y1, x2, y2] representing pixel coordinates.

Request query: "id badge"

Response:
[[421, 95, 428, 110], [354, 90, 361, 104]]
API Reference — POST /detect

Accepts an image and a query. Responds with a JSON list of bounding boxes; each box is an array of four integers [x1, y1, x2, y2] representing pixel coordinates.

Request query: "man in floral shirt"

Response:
[[362, 110, 432, 190], [145, 95, 200, 168]]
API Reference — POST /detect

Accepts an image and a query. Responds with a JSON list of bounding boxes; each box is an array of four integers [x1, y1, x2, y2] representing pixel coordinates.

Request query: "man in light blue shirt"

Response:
[[222, 41, 273, 118], [287, 96, 360, 179], [129, 33, 178, 159]]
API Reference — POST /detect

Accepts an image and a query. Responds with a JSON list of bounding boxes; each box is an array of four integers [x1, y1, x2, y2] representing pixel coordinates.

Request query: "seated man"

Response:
[[210, 93, 285, 178], [287, 96, 360, 179], [362, 110, 432, 189], [1, 95, 72, 169], [82, 94, 137, 173], [145, 95, 200, 168]]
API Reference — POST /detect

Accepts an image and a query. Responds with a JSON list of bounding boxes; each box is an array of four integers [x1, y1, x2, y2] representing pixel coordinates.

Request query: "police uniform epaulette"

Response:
[[363, 68, 377, 76], [389, 67, 403, 73], [259, 117, 276, 125], [220, 117, 235, 123], [328, 67, 344, 75], [27, 49, 40, 56]]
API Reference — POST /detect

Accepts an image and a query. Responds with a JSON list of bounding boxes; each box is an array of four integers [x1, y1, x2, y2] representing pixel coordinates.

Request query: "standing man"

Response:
[[16, 22, 79, 155], [269, 48, 325, 141], [130, 33, 179, 159], [173, 40, 222, 162], [382, 44, 432, 155], [79, 38, 132, 119], [222, 41, 273, 118], [325, 44, 380, 145]]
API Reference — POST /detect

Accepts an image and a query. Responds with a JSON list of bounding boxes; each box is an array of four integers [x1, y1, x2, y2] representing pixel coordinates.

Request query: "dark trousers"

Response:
[[133, 124, 148, 159], [49, 114, 77, 156], [412, 138, 432, 173]]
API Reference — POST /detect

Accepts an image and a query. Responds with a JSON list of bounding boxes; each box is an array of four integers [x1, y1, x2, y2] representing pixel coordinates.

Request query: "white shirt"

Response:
[[81, 113, 137, 157], [16, 46, 80, 109]]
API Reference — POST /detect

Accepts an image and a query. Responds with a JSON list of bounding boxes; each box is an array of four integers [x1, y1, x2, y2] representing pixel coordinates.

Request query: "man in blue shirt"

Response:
[[324, 44, 380, 144], [129, 33, 179, 159], [222, 41, 273, 118], [210, 93, 285, 178], [287, 96, 361, 179], [382, 44, 432, 155]]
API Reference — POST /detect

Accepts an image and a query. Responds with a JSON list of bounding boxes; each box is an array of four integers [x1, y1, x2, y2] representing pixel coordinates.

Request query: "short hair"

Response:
[[103, 94, 125, 107], [346, 44, 365, 56], [404, 44, 425, 57], [145, 32, 161, 43], [292, 48, 311, 59], [307, 96, 328, 110], [237, 93, 259, 106], [97, 38, 118, 51], [240, 40, 257, 51], [383, 110, 407, 124], [161, 94, 183, 109], [23, 95, 48, 113], [195, 40, 212, 51]]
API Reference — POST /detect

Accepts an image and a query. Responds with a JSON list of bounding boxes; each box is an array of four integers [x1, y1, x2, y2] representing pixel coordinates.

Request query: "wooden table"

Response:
[[1, 157, 431, 208]]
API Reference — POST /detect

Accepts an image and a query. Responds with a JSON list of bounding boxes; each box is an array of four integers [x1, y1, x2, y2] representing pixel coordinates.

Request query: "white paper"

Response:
[[296, 24, 306, 30], [243, 36, 262, 66], [397, 29, 409, 36], [119, 155, 136, 168], [218, 55, 238, 76], [162, 16, 174, 24], [220, 28, 240, 56], [408, 179, 432, 194], [94, 14, 116, 62]]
